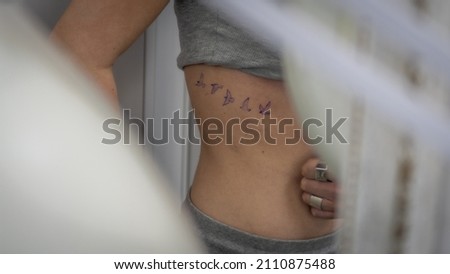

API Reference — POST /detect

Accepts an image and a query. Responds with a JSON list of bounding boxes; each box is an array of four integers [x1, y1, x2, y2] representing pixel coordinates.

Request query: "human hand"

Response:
[[300, 158, 339, 219]]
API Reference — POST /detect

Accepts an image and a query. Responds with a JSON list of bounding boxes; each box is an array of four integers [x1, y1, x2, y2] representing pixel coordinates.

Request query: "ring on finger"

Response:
[[309, 194, 323, 210], [315, 162, 329, 182]]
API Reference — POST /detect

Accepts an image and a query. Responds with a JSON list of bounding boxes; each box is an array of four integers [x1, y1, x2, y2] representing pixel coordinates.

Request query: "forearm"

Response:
[[51, 23, 119, 102], [50, 0, 169, 102], [86, 67, 118, 103]]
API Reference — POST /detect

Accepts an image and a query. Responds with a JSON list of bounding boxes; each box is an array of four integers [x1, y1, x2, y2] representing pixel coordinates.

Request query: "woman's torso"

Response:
[[185, 65, 337, 240], [176, 0, 337, 240]]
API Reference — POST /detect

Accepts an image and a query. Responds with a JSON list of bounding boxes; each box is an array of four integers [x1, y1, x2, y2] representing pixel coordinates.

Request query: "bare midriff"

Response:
[[184, 64, 337, 240]]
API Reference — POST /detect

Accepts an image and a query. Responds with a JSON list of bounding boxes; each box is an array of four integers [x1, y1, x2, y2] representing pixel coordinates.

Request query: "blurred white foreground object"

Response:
[[0, 4, 203, 253], [280, 0, 450, 253]]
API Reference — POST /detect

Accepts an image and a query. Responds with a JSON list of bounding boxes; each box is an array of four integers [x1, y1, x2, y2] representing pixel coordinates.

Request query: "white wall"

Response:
[[144, 2, 200, 201]]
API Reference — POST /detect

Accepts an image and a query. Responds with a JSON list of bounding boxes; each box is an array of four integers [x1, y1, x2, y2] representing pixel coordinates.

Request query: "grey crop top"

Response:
[[174, 0, 283, 80]]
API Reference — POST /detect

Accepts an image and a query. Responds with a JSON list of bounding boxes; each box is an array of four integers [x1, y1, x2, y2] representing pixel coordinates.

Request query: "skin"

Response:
[[51, 0, 170, 102], [51, 0, 339, 240]]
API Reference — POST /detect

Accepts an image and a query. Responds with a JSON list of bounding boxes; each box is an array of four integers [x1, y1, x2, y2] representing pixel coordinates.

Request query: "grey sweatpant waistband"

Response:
[[183, 195, 339, 254]]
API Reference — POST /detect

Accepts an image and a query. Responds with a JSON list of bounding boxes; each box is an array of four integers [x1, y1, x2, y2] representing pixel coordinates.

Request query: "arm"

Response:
[[51, 0, 169, 104]]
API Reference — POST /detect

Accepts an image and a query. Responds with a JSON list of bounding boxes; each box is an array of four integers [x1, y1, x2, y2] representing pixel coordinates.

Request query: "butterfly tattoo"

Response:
[[240, 97, 252, 112], [259, 101, 272, 115], [210, 83, 224, 94], [223, 89, 235, 106], [195, 72, 206, 88]]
